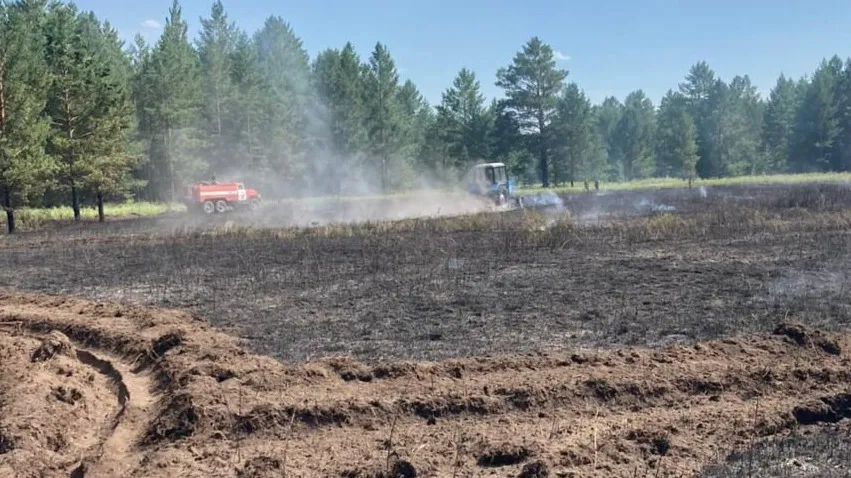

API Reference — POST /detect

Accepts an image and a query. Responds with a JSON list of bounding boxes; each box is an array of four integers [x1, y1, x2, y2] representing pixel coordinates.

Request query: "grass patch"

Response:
[[517, 172, 851, 194], [1, 201, 185, 231]]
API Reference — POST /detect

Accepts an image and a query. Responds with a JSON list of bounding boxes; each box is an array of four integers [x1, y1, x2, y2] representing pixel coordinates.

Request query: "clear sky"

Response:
[[74, 0, 851, 107]]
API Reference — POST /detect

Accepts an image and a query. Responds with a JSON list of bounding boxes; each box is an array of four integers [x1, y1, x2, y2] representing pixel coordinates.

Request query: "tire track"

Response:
[[68, 347, 155, 478]]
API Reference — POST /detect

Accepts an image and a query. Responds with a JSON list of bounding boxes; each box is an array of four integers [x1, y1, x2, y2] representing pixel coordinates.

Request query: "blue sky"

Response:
[[75, 0, 851, 107]]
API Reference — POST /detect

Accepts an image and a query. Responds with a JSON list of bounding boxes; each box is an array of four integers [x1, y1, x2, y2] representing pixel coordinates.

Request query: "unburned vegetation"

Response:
[[1, 182, 851, 477]]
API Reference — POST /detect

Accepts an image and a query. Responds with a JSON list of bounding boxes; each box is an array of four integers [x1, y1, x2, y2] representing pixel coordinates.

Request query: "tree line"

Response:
[[2, 0, 851, 233]]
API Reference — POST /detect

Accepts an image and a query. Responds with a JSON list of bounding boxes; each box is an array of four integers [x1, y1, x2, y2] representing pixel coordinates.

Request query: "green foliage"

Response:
[[434, 68, 492, 176], [791, 57, 843, 173], [679, 62, 716, 178], [762, 74, 802, 173], [496, 37, 568, 187], [5, 0, 851, 233], [833, 59, 851, 172], [593, 97, 624, 180], [0, 0, 53, 233], [613, 90, 656, 180], [655, 90, 698, 179], [43, 4, 136, 219], [135, 0, 204, 201], [362, 42, 402, 192], [254, 15, 311, 184], [197, 0, 238, 172], [552, 83, 593, 185]]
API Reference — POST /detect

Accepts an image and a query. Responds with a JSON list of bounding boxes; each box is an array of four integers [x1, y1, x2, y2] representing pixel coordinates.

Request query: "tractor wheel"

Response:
[[202, 200, 215, 215], [215, 200, 228, 214], [495, 190, 507, 207]]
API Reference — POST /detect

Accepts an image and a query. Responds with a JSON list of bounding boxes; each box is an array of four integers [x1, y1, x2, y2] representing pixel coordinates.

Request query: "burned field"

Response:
[[2, 182, 851, 477], [1, 182, 851, 364]]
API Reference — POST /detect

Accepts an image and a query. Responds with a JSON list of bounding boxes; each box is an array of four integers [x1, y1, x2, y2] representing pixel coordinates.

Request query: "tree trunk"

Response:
[[97, 191, 105, 222], [538, 120, 549, 188], [71, 178, 80, 220], [167, 127, 175, 204], [3, 186, 14, 234], [570, 157, 576, 188]]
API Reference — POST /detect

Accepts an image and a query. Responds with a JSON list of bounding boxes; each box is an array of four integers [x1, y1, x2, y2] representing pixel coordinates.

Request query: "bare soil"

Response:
[[0, 291, 850, 477]]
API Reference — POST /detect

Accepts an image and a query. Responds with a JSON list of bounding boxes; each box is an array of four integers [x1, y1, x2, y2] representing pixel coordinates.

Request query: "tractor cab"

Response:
[[464, 162, 514, 205]]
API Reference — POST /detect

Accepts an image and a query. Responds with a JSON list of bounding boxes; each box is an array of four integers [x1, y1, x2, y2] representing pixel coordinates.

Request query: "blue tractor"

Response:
[[463, 162, 520, 207]]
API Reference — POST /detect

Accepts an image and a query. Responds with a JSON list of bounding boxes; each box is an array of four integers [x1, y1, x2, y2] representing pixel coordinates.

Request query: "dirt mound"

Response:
[[773, 322, 843, 355], [2, 290, 851, 477]]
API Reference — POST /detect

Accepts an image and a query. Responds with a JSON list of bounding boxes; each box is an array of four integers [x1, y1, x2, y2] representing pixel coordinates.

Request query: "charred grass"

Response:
[[1, 183, 851, 365]]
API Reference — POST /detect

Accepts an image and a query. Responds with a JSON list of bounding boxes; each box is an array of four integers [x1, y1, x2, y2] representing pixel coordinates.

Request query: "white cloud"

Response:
[[553, 50, 571, 62], [141, 19, 162, 30]]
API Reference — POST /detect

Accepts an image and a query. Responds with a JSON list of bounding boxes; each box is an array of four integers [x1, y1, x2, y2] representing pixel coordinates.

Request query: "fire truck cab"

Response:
[[183, 180, 261, 215]]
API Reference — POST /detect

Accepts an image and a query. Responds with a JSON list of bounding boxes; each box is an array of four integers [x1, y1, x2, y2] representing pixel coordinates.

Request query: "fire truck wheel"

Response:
[[202, 201, 215, 215], [249, 199, 260, 211], [215, 200, 228, 214]]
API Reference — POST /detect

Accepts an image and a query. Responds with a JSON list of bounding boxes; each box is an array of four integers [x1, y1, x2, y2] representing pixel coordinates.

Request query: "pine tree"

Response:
[[679, 62, 716, 178], [76, 15, 137, 221], [362, 42, 401, 192], [136, 0, 204, 201], [762, 74, 801, 173], [613, 90, 656, 179], [593, 97, 623, 180], [552, 82, 593, 186], [832, 58, 851, 171], [720, 75, 764, 176], [495, 37, 567, 187], [0, 0, 53, 233], [435, 68, 491, 173], [229, 30, 266, 177], [488, 99, 531, 182], [791, 58, 841, 172], [197, 0, 238, 173], [655, 90, 699, 182], [44, 3, 100, 220], [311, 42, 368, 192], [396, 79, 432, 188], [254, 16, 312, 188]]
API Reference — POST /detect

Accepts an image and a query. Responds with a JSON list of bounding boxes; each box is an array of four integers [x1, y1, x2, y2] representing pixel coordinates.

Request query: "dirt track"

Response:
[[1, 290, 850, 477]]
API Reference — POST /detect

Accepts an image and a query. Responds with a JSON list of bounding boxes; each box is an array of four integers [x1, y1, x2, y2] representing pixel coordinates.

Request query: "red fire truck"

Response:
[[182, 180, 261, 215]]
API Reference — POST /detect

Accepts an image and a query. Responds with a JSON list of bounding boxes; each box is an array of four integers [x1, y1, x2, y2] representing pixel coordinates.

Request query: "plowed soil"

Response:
[[2, 290, 850, 478]]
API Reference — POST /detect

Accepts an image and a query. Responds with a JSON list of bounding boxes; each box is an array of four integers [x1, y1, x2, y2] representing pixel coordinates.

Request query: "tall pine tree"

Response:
[[495, 37, 567, 187], [435, 68, 491, 173], [679, 62, 716, 178], [613, 90, 656, 180], [362, 42, 401, 192], [75, 13, 137, 221], [593, 97, 623, 180], [762, 74, 801, 173], [0, 0, 53, 233], [655, 90, 699, 182], [254, 16, 311, 189], [552, 82, 593, 186], [136, 0, 203, 201], [197, 0, 238, 174], [791, 57, 842, 172], [832, 58, 851, 171]]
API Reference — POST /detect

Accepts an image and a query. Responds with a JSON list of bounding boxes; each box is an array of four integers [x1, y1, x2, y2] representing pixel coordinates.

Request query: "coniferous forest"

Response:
[[2, 0, 851, 233]]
